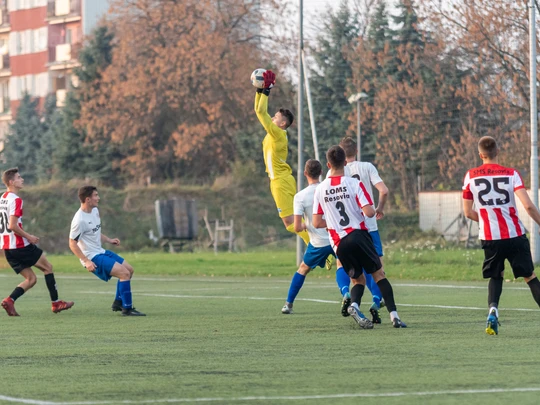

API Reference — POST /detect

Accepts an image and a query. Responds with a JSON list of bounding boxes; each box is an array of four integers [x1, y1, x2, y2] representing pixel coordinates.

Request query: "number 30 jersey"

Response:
[[313, 175, 373, 251], [0, 191, 30, 249], [462, 164, 526, 241]]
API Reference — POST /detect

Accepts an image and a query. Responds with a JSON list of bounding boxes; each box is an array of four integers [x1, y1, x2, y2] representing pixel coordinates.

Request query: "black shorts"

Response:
[[336, 229, 382, 279], [4, 244, 43, 274], [481, 235, 534, 279]]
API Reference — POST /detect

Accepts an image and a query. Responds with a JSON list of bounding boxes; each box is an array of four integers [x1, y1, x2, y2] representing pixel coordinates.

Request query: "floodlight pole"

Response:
[[356, 99, 361, 161], [296, 0, 304, 266], [530, 0, 539, 263]]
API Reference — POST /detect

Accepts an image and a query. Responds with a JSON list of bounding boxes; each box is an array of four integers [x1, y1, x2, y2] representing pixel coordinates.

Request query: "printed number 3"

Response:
[[0, 212, 11, 233], [474, 177, 510, 206], [335, 201, 350, 226]]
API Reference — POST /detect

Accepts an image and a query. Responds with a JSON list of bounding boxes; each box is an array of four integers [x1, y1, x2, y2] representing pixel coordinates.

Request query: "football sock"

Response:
[[336, 267, 350, 295], [350, 283, 365, 306], [364, 271, 381, 307], [526, 277, 540, 307], [390, 310, 399, 321], [44, 273, 59, 302], [376, 278, 397, 312], [285, 223, 310, 245], [286, 272, 306, 304], [9, 287, 25, 302], [488, 277, 503, 308], [115, 280, 122, 301], [118, 280, 133, 309], [488, 306, 499, 318]]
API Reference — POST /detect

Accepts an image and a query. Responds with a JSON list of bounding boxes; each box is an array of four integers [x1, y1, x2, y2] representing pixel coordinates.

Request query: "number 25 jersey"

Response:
[[462, 164, 526, 241], [0, 191, 30, 249], [313, 175, 373, 251]]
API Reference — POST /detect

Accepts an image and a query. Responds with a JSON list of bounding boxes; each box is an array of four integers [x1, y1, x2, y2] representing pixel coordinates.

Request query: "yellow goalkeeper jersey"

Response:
[[254, 93, 292, 180]]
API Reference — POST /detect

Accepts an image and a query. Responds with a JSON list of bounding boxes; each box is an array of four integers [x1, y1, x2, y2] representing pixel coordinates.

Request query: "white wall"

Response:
[[419, 191, 534, 241]]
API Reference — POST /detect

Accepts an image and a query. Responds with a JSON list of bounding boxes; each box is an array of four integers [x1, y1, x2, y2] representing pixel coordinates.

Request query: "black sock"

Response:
[[488, 277, 503, 308], [377, 278, 397, 312], [526, 277, 540, 307], [44, 273, 58, 302], [9, 287, 25, 302], [350, 284, 365, 306]]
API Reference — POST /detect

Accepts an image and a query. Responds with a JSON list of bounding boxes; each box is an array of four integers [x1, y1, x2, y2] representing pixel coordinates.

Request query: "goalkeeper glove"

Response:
[[258, 70, 276, 96]]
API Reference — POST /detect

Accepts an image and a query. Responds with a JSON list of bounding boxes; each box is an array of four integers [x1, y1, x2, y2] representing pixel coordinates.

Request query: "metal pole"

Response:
[[296, 0, 304, 265], [356, 100, 361, 161], [530, 0, 539, 263], [302, 50, 319, 162]]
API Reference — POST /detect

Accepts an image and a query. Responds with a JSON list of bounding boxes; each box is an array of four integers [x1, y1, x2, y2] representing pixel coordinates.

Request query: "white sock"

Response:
[[489, 306, 498, 318], [351, 302, 359, 310], [390, 311, 398, 321]]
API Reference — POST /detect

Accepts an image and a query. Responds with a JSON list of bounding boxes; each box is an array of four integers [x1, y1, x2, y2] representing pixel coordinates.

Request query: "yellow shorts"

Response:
[[269, 175, 296, 218]]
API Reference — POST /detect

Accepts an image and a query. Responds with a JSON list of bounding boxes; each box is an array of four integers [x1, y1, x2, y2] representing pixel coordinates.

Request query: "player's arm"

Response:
[[254, 94, 285, 139], [515, 188, 540, 227], [8, 215, 39, 244], [294, 215, 306, 233], [101, 233, 120, 246], [312, 214, 326, 229], [358, 181, 375, 218], [462, 199, 479, 222], [68, 238, 96, 272], [373, 181, 388, 219]]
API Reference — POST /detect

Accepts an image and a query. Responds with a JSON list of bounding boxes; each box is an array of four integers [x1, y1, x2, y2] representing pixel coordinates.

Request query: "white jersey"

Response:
[[294, 183, 331, 248], [69, 207, 106, 265], [0, 191, 30, 250], [326, 161, 383, 231], [313, 175, 373, 251], [462, 164, 526, 241]]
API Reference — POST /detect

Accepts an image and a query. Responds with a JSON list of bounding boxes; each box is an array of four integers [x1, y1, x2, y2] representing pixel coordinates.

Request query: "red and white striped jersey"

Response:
[[462, 164, 526, 241], [0, 191, 30, 250], [313, 175, 373, 251]]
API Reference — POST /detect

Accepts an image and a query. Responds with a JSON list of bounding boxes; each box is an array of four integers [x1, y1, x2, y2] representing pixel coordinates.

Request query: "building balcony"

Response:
[[56, 89, 67, 107], [47, 0, 81, 24], [48, 43, 80, 70], [0, 7, 10, 34]]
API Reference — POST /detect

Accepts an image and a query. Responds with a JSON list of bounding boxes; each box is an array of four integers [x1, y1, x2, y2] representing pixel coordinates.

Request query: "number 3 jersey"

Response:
[[313, 175, 373, 251], [462, 164, 526, 240], [0, 191, 30, 249]]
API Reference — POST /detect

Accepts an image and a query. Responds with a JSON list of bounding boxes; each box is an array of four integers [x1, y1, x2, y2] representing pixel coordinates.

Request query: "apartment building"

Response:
[[0, 0, 109, 145]]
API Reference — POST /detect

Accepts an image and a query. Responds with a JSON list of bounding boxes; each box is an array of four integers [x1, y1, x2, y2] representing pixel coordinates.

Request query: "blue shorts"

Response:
[[91, 250, 125, 282], [303, 243, 335, 269], [370, 231, 383, 257]]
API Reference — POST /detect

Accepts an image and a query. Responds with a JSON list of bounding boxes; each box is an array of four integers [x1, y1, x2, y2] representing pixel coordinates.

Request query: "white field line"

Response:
[[0, 273, 532, 291], [2, 387, 540, 404], [79, 291, 540, 312]]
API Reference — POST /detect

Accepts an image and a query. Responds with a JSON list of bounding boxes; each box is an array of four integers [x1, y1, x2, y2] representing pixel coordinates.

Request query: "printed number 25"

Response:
[[335, 201, 350, 226], [474, 177, 510, 206]]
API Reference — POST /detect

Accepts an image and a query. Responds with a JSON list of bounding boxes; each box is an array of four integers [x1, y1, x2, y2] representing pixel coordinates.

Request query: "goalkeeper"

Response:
[[254, 70, 309, 244]]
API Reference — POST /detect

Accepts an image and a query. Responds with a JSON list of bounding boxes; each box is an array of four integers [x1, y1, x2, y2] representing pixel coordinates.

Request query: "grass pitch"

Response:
[[0, 249, 539, 405]]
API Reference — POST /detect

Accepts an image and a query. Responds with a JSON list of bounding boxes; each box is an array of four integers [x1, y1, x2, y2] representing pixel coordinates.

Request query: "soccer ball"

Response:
[[251, 68, 266, 89]]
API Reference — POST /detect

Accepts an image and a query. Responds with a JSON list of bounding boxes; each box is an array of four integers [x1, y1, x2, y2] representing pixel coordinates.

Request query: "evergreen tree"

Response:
[[36, 94, 59, 182], [308, 1, 359, 156], [2, 94, 43, 182], [55, 25, 117, 182]]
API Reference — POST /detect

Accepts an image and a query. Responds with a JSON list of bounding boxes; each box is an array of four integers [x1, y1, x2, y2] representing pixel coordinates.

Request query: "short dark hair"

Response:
[[2, 167, 19, 187], [78, 185, 97, 203], [326, 145, 346, 170], [280, 108, 294, 128], [339, 136, 357, 158], [304, 159, 322, 179], [478, 136, 498, 159]]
